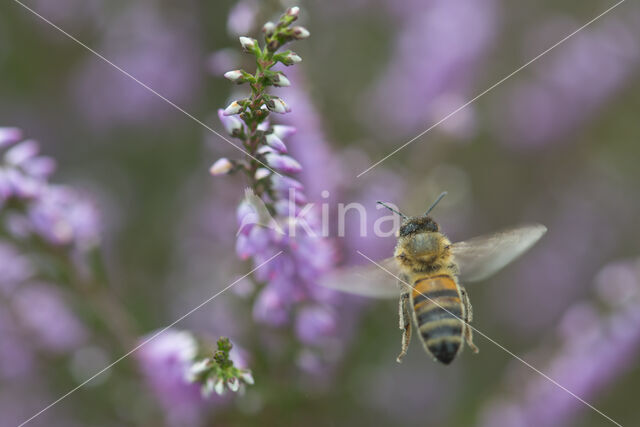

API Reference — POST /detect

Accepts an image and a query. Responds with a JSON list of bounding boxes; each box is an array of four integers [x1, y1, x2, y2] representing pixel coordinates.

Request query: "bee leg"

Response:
[[397, 291, 412, 363], [460, 287, 479, 353]]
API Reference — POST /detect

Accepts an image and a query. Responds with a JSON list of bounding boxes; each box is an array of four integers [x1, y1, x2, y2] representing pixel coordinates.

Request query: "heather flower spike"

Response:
[[188, 337, 254, 397], [212, 7, 308, 193], [212, 5, 338, 372]]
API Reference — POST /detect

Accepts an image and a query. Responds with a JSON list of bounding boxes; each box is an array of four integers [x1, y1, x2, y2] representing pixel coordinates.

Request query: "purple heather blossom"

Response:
[[479, 258, 640, 427], [362, 0, 499, 139], [234, 166, 337, 330], [0, 382, 77, 427], [12, 284, 87, 353], [136, 329, 209, 426], [273, 70, 343, 201], [0, 127, 23, 146], [1, 128, 99, 364], [496, 12, 640, 149], [71, 3, 202, 129], [226, 0, 259, 36], [264, 153, 302, 173], [30, 0, 106, 30], [136, 329, 248, 426], [0, 242, 34, 295], [208, 49, 241, 76], [0, 132, 53, 205], [217, 109, 245, 136], [489, 171, 633, 336], [0, 306, 36, 380], [295, 305, 337, 346], [1, 127, 101, 252], [27, 185, 101, 250]]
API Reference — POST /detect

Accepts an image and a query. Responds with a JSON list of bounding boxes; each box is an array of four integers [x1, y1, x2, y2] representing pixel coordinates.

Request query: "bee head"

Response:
[[399, 216, 439, 237], [378, 191, 447, 237]]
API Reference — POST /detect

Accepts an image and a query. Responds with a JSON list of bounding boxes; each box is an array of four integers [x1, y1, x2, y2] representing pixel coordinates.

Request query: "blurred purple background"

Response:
[[1, 1, 640, 426]]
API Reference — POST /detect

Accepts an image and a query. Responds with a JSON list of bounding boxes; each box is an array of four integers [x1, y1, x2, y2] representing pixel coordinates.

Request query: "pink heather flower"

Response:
[[0, 127, 23, 147], [227, 0, 259, 36], [208, 48, 240, 76], [362, 0, 497, 139], [295, 305, 338, 346], [0, 306, 36, 380], [71, 3, 201, 129], [217, 109, 245, 136], [265, 133, 288, 153], [4, 140, 39, 166], [272, 125, 297, 140], [264, 153, 302, 173], [12, 284, 87, 352], [21, 157, 56, 179], [136, 329, 209, 426], [0, 242, 34, 295], [1, 134, 53, 204], [27, 185, 101, 250], [1, 129, 101, 252], [496, 15, 640, 149], [271, 175, 304, 193], [253, 284, 290, 326], [479, 258, 640, 427]]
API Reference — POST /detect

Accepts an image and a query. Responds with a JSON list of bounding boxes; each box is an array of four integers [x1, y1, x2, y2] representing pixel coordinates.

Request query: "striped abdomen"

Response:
[[411, 274, 464, 365]]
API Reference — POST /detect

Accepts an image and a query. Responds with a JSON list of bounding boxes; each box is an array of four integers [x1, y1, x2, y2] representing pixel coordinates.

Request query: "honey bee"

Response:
[[321, 192, 546, 365]]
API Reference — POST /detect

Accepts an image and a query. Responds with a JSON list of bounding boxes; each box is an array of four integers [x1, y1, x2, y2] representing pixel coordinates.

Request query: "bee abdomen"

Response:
[[412, 275, 464, 365]]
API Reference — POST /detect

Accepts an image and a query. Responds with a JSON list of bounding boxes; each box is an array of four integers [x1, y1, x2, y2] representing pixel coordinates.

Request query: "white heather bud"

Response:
[[254, 168, 271, 180], [223, 70, 244, 83], [239, 36, 257, 52], [273, 73, 290, 87], [262, 21, 276, 37], [202, 379, 215, 397], [292, 26, 310, 39], [209, 158, 233, 176], [266, 97, 290, 114], [223, 100, 243, 116], [187, 359, 209, 382], [228, 378, 240, 392], [242, 371, 254, 385], [287, 6, 300, 18], [282, 51, 302, 65], [214, 379, 225, 395]]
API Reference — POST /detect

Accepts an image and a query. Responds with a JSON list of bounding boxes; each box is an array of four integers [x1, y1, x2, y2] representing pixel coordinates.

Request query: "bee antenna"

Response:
[[425, 191, 447, 216], [377, 201, 408, 219]]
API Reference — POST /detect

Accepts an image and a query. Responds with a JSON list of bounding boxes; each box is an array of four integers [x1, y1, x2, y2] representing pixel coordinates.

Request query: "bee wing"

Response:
[[318, 257, 404, 299], [451, 224, 547, 282]]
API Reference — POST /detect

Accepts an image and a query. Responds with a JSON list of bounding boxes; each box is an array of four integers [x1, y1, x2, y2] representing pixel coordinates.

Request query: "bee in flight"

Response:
[[321, 192, 546, 365]]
